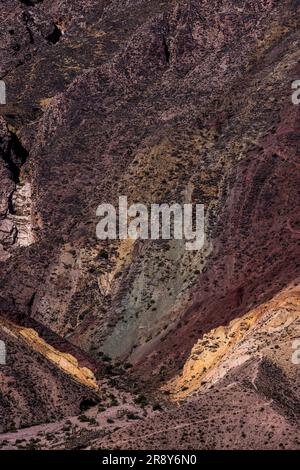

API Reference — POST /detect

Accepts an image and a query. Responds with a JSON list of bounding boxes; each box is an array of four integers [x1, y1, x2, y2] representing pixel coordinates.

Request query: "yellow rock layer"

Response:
[[0, 317, 98, 390], [39, 97, 54, 111], [164, 288, 300, 400], [163, 309, 262, 400]]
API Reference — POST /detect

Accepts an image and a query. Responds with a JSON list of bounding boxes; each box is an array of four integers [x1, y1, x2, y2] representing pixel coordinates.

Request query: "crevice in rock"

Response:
[[7, 191, 16, 215], [0, 127, 33, 257], [80, 398, 99, 412], [19, 0, 44, 6], [163, 36, 170, 64], [46, 24, 62, 45], [27, 292, 36, 315], [1, 151, 20, 184], [3, 132, 29, 184], [26, 26, 34, 44], [11, 225, 19, 245]]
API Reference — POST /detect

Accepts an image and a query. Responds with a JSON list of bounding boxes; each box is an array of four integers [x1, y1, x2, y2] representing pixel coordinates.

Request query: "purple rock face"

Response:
[[0, 0, 299, 450]]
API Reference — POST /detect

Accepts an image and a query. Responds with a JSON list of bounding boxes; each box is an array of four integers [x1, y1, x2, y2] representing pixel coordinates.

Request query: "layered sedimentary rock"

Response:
[[0, 316, 98, 433], [0, 0, 299, 449]]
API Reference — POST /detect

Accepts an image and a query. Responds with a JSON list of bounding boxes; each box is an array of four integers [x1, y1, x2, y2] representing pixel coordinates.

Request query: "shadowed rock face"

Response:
[[0, 0, 299, 448]]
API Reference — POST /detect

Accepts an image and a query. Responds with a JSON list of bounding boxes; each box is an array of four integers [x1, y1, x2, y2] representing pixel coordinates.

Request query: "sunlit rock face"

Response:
[[0, 317, 99, 433], [9, 182, 35, 248], [0, 0, 299, 449], [0, 118, 34, 260], [0, 317, 98, 390], [0, 182, 35, 261]]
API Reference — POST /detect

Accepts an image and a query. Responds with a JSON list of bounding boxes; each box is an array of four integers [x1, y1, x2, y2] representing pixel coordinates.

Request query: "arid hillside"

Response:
[[0, 0, 299, 449]]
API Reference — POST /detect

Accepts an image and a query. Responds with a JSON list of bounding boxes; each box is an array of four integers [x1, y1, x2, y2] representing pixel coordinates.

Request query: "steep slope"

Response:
[[0, 0, 299, 448], [0, 316, 99, 433]]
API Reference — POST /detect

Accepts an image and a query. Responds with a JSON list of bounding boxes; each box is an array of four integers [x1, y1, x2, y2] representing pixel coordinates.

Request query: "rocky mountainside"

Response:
[[0, 0, 299, 449]]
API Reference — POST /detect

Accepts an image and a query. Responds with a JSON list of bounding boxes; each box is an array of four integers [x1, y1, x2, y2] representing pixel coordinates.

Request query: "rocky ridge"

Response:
[[0, 0, 299, 449]]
